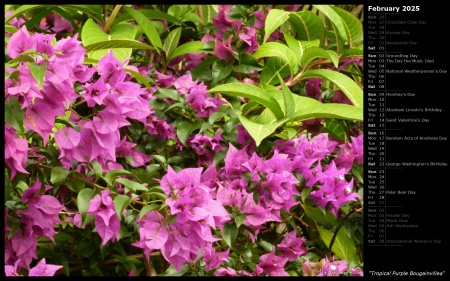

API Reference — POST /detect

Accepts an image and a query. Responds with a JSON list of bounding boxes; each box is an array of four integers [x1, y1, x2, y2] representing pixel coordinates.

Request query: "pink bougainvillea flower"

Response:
[[6, 66, 43, 109], [255, 248, 289, 276], [283, 5, 302, 11], [214, 36, 238, 60], [201, 32, 215, 43], [332, 90, 353, 105], [238, 27, 259, 54], [4, 260, 23, 276], [203, 248, 230, 271], [159, 166, 203, 194], [352, 267, 364, 276], [72, 64, 96, 83], [10, 228, 38, 270], [28, 258, 63, 276], [316, 256, 349, 276], [86, 190, 121, 245], [223, 143, 249, 179], [253, 10, 266, 29], [305, 78, 324, 101], [213, 6, 242, 33], [174, 73, 197, 95], [50, 13, 73, 34], [128, 268, 135, 276], [277, 230, 307, 261], [54, 126, 81, 150], [308, 179, 337, 208], [32, 33, 55, 56], [214, 267, 238, 276], [24, 99, 65, 145], [7, 26, 31, 59], [53, 33, 86, 67], [4, 124, 29, 179], [83, 76, 110, 107]]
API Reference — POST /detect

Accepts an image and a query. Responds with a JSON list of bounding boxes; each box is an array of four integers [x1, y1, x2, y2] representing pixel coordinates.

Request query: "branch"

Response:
[[143, 250, 157, 276]]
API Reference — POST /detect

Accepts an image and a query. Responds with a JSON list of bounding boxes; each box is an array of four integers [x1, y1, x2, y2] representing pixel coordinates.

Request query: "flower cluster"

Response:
[[86, 190, 121, 245], [133, 167, 231, 271], [5, 179, 63, 271]]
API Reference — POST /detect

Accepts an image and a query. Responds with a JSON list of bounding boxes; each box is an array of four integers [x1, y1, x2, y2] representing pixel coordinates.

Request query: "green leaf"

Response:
[[114, 9, 182, 26], [167, 41, 206, 63], [102, 169, 139, 187], [263, 9, 291, 43], [61, 5, 105, 25], [352, 164, 364, 184], [259, 57, 291, 86], [257, 240, 274, 252], [81, 18, 137, 62], [274, 128, 296, 140], [65, 174, 85, 193], [115, 178, 148, 193], [5, 97, 25, 134], [77, 188, 95, 226], [314, 5, 348, 43], [124, 68, 154, 90], [114, 195, 132, 221], [270, 91, 362, 121], [29, 62, 47, 90], [235, 213, 246, 228], [139, 203, 160, 219], [300, 46, 339, 68], [50, 167, 70, 184], [201, 5, 217, 24], [301, 188, 312, 204], [322, 119, 347, 141], [5, 5, 43, 23], [283, 33, 302, 63], [289, 11, 325, 43], [163, 27, 181, 60], [317, 226, 359, 263], [233, 64, 263, 74], [301, 69, 363, 108], [277, 73, 295, 119], [253, 42, 298, 74], [5, 25, 19, 36], [23, 7, 52, 30], [208, 112, 227, 125], [331, 6, 363, 47], [176, 120, 202, 147], [183, 12, 204, 24], [123, 6, 162, 49], [223, 222, 238, 249], [154, 88, 180, 101], [162, 264, 189, 276], [208, 83, 284, 119], [84, 39, 155, 52], [212, 61, 234, 84], [237, 113, 288, 147], [344, 219, 358, 239], [91, 160, 103, 180]]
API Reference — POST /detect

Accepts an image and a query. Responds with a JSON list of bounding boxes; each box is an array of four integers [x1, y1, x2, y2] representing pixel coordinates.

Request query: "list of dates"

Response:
[[365, 4, 447, 274]]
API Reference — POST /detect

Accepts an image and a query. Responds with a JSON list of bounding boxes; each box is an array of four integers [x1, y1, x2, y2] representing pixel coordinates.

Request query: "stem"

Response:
[[143, 250, 157, 276], [71, 99, 86, 108], [103, 5, 122, 33], [197, 6, 204, 27], [327, 209, 356, 257], [70, 108, 83, 119]]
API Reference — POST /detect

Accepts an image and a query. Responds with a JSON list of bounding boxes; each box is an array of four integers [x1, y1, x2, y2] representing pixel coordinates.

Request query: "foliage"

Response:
[[4, 4, 364, 277]]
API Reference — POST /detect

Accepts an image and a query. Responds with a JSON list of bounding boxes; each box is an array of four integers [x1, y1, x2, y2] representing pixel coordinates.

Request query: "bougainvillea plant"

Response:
[[4, 4, 364, 276]]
